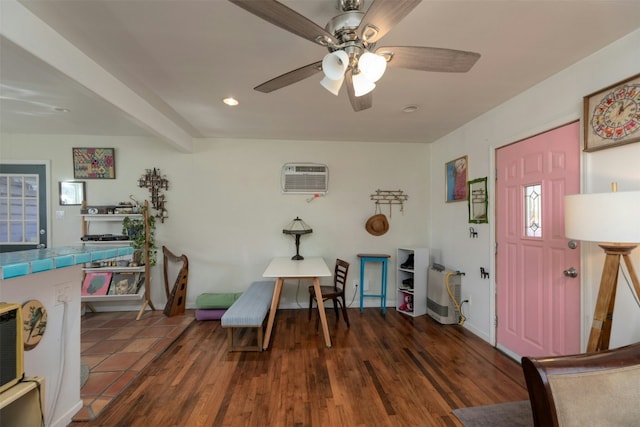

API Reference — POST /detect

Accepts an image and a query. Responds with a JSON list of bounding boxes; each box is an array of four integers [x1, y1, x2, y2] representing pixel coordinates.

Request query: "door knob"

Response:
[[563, 267, 578, 278]]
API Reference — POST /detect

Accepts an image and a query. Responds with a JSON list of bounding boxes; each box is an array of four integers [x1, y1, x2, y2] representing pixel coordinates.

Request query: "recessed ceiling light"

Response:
[[402, 105, 418, 113], [53, 107, 71, 113], [223, 97, 239, 106]]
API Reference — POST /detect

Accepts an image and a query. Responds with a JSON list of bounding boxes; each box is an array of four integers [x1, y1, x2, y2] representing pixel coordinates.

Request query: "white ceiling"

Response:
[[1, 0, 640, 151]]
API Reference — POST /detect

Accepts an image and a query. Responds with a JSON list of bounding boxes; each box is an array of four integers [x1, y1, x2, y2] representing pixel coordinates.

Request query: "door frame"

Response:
[[0, 160, 51, 250], [488, 144, 498, 347]]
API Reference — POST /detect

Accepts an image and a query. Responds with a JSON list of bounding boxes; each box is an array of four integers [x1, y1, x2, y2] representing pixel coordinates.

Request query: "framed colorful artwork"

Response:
[[445, 155, 468, 202], [583, 73, 640, 152], [73, 147, 116, 179], [81, 272, 113, 296]]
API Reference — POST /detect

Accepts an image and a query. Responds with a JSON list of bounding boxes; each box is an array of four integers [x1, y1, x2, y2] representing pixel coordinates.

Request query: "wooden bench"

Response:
[[220, 280, 275, 351]]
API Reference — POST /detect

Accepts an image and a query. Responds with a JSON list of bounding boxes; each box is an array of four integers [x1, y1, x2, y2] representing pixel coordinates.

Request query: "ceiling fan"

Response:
[[229, 0, 480, 112]]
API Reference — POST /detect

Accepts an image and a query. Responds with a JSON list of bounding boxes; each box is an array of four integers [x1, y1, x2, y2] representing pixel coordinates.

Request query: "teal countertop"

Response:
[[0, 245, 134, 280]]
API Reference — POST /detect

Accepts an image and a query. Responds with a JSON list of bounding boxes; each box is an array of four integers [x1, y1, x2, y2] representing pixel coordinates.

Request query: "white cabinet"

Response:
[[396, 248, 429, 317], [80, 201, 154, 320]]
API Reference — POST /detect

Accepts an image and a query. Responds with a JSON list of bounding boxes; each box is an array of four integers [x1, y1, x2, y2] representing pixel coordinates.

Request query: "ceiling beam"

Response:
[[0, 0, 193, 153]]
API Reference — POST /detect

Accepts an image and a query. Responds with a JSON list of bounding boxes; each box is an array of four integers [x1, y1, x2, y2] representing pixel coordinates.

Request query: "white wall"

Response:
[[0, 136, 430, 310], [429, 29, 640, 347]]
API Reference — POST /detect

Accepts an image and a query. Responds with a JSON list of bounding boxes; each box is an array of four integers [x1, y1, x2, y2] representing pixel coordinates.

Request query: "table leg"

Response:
[[314, 277, 332, 348], [381, 259, 388, 315], [359, 258, 365, 313], [263, 277, 284, 350]]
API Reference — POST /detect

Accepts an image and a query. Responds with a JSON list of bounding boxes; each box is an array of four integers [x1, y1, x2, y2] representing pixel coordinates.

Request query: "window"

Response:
[[0, 174, 40, 244], [524, 184, 542, 238]]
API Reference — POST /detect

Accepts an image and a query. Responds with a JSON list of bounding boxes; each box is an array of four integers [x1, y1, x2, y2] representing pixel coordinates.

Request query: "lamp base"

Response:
[[587, 243, 640, 352], [291, 255, 304, 261]]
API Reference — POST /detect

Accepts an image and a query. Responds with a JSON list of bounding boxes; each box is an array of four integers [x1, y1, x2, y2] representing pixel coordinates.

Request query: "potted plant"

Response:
[[122, 208, 157, 266]]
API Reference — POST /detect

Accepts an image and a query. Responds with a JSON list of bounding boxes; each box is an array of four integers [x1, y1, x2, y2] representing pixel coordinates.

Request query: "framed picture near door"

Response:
[[468, 177, 488, 223], [59, 181, 86, 206], [583, 73, 640, 152], [445, 156, 468, 202]]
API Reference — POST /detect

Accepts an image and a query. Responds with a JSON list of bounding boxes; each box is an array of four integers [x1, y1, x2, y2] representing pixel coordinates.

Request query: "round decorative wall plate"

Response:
[[22, 299, 47, 351]]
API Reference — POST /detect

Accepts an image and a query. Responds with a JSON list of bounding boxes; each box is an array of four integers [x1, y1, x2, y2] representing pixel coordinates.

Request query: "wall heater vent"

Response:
[[427, 266, 462, 325], [281, 163, 328, 194]]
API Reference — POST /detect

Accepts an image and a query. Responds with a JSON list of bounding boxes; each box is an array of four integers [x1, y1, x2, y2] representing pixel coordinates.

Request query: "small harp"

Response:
[[162, 245, 189, 317]]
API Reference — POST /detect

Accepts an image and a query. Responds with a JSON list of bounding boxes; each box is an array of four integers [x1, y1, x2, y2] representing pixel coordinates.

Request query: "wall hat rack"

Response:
[[370, 189, 408, 218]]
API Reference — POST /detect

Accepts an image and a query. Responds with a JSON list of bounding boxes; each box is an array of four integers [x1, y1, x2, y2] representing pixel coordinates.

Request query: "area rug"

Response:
[[452, 400, 533, 427]]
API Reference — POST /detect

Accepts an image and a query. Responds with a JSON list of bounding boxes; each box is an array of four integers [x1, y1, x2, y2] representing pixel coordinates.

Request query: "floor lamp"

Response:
[[564, 188, 640, 352]]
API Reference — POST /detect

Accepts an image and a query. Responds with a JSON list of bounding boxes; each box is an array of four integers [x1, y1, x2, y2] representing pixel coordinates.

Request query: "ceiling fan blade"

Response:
[[357, 0, 422, 43], [254, 61, 322, 93], [376, 46, 481, 73], [345, 69, 373, 112], [229, 0, 339, 46]]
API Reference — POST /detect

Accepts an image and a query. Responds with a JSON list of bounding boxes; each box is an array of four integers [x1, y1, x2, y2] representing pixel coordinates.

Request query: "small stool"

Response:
[[357, 253, 390, 315]]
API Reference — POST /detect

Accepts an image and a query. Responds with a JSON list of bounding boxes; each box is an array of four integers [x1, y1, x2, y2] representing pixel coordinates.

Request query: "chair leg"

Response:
[[339, 297, 350, 327], [308, 292, 314, 321], [313, 297, 352, 329], [315, 302, 320, 331]]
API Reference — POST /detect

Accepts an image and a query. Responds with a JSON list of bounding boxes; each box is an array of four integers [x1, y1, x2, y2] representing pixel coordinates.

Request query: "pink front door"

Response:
[[496, 121, 581, 358]]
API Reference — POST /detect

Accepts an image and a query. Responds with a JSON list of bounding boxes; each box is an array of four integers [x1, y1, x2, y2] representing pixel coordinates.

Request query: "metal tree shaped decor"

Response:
[[138, 168, 169, 222]]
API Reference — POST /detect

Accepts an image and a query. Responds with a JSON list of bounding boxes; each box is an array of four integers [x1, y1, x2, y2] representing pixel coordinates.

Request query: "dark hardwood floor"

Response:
[[71, 308, 529, 426]]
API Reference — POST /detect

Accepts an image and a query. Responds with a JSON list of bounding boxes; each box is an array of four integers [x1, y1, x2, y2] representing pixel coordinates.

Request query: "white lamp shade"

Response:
[[358, 52, 387, 82], [320, 75, 344, 95], [352, 72, 376, 97], [564, 191, 640, 243], [322, 50, 349, 81]]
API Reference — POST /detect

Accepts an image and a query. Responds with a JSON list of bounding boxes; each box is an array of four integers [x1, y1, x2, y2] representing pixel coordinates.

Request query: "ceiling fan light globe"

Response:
[[322, 51, 349, 80], [320, 76, 344, 96], [352, 72, 376, 97], [358, 52, 387, 82]]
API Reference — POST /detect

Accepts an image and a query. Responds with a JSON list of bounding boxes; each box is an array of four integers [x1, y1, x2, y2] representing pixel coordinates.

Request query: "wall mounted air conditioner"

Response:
[[281, 163, 328, 194], [427, 266, 462, 325]]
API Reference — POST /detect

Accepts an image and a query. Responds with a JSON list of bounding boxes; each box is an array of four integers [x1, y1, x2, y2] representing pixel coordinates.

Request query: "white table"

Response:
[[262, 257, 333, 349]]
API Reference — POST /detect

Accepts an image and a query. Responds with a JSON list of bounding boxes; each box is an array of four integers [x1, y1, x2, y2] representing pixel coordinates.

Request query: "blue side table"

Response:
[[357, 253, 391, 315]]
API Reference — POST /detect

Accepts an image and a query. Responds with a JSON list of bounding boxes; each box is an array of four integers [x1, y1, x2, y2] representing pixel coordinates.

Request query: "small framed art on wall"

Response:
[[445, 156, 468, 202]]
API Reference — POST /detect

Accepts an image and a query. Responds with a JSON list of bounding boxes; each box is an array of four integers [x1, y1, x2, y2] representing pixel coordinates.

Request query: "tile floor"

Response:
[[72, 309, 195, 421]]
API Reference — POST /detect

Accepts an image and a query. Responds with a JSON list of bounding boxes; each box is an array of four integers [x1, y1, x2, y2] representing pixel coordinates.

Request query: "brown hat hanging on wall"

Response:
[[365, 214, 389, 236]]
